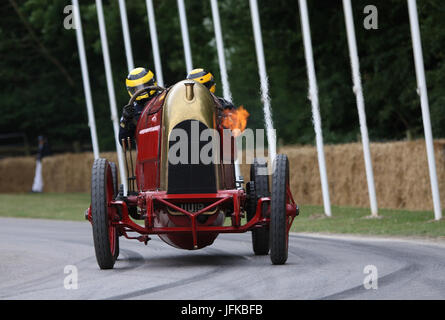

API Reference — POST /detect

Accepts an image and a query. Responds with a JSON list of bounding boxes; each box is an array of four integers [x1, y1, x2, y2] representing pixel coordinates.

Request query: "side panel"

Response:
[[136, 92, 165, 191]]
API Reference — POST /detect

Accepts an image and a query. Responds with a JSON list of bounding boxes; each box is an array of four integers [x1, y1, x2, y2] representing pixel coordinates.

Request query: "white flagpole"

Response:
[[118, 0, 134, 72], [96, 0, 128, 196], [407, 0, 442, 220], [298, 0, 332, 217], [249, 0, 277, 165], [210, 0, 241, 183], [177, 0, 193, 73], [210, 0, 231, 101], [146, 0, 164, 87], [72, 0, 100, 159], [343, 0, 378, 217]]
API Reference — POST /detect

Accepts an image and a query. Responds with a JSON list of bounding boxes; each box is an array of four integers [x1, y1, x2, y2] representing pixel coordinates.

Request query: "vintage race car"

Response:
[[86, 80, 299, 269]]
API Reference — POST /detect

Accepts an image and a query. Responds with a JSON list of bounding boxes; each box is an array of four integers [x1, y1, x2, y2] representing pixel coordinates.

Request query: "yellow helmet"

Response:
[[186, 68, 216, 93], [126, 67, 157, 101]]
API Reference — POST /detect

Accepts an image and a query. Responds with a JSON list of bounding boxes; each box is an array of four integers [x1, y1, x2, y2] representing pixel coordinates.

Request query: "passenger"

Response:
[[186, 68, 235, 110], [119, 67, 159, 146]]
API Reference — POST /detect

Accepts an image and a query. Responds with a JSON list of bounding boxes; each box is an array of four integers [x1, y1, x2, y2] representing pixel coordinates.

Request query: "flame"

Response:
[[222, 105, 249, 137]]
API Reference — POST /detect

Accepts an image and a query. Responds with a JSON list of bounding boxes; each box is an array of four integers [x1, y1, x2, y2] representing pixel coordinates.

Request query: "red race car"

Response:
[[86, 80, 299, 269]]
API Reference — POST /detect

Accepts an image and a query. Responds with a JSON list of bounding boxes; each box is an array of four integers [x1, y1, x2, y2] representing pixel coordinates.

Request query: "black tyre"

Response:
[[109, 162, 118, 198], [109, 162, 119, 260], [270, 154, 289, 265], [91, 158, 118, 269], [247, 158, 270, 255]]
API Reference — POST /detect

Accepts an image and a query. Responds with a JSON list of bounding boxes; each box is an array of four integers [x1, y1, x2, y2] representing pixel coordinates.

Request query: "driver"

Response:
[[119, 67, 159, 146], [186, 68, 235, 110]]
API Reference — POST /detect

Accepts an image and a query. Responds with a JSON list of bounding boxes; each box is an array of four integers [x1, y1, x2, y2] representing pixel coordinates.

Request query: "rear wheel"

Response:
[[91, 158, 119, 269], [270, 154, 290, 265], [247, 158, 270, 255]]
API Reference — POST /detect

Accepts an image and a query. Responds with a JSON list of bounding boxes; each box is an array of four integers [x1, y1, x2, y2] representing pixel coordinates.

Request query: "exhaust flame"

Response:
[[222, 106, 249, 136]]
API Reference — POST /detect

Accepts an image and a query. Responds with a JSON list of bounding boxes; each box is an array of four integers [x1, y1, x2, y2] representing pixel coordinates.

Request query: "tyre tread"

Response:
[[91, 158, 116, 269], [270, 154, 289, 265]]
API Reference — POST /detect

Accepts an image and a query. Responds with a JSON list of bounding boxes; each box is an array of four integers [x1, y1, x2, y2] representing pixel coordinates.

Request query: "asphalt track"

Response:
[[0, 217, 444, 300]]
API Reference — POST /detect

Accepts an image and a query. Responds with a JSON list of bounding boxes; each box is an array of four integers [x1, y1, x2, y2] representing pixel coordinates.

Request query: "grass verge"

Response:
[[291, 205, 445, 238], [0, 193, 443, 239], [0, 193, 89, 221]]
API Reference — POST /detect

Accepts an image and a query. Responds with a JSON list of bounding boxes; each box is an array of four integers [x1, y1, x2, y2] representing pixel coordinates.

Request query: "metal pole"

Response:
[[96, 0, 128, 196], [210, 0, 241, 183], [298, 0, 332, 217], [118, 0, 134, 72], [177, 0, 193, 73], [249, 0, 277, 165], [407, 0, 442, 220], [210, 0, 231, 102], [342, 0, 378, 217], [72, 0, 100, 159], [146, 0, 164, 87]]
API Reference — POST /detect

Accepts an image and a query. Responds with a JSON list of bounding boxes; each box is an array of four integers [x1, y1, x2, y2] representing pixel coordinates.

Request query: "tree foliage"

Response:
[[0, 0, 444, 151]]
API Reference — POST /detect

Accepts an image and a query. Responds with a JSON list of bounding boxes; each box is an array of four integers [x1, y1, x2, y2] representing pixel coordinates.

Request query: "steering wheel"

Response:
[[127, 85, 165, 106]]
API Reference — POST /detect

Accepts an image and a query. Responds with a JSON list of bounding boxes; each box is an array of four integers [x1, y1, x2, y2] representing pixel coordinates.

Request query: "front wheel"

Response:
[[91, 158, 119, 269], [270, 154, 290, 265], [109, 161, 120, 260]]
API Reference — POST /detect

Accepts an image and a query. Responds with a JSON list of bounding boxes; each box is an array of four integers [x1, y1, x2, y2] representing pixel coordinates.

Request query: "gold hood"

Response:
[[160, 80, 219, 191]]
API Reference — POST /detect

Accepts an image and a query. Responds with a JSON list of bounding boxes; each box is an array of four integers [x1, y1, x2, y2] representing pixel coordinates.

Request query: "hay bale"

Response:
[[41, 152, 118, 193], [279, 139, 445, 210], [0, 156, 36, 192], [0, 152, 118, 193], [0, 140, 444, 211]]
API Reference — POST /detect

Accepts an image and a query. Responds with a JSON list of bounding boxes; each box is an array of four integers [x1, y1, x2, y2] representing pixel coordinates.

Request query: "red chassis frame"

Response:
[[87, 187, 298, 250]]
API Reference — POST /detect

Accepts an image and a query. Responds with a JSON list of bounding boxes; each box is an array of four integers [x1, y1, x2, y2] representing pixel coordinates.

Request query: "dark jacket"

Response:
[[119, 100, 147, 147]]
